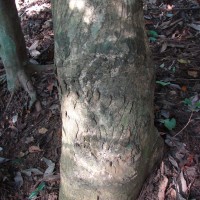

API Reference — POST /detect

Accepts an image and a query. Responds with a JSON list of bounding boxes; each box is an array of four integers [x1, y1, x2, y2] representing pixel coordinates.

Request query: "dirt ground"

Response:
[[0, 0, 200, 199]]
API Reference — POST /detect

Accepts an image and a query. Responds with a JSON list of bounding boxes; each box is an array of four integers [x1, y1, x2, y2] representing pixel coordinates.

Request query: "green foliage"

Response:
[[161, 118, 176, 130], [149, 37, 157, 42], [147, 30, 158, 38], [28, 182, 46, 199], [147, 30, 158, 42], [183, 96, 200, 112], [156, 81, 171, 86]]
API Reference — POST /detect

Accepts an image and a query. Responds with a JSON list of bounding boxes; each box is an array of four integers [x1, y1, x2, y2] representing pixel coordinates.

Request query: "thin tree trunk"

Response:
[[53, 0, 163, 199], [0, 0, 36, 105]]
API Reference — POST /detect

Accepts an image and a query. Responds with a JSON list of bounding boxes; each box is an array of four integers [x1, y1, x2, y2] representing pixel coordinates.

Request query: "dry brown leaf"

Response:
[[178, 171, 188, 195], [181, 86, 187, 92], [158, 175, 168, 200], [29, 145, 43, 153], [47, 82, 54, 92]]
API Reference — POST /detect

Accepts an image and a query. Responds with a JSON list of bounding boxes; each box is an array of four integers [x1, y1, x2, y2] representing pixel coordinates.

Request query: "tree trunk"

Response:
[[0, 0, 36, 105], [53, 0, 163, 199]]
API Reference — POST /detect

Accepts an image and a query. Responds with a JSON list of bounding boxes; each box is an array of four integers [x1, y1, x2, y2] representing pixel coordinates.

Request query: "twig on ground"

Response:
[[173, 112, 193, 137], [5, 91, 15, 113]]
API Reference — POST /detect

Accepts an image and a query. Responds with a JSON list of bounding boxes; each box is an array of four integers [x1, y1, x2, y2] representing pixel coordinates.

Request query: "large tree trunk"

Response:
[[53, 0, 163, 199]]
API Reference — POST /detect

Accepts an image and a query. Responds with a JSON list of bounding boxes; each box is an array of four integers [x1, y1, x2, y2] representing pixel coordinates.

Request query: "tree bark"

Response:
[[53, 0, 163, 199], [0, 0, 36, 105]]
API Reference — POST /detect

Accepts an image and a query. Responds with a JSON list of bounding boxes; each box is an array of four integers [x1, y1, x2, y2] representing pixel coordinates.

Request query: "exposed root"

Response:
[[17, 69, 37, 108], [2, 63, 54, 113]]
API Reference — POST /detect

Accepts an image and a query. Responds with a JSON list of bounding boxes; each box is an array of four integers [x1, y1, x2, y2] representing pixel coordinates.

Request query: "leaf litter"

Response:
[[140, 0, 200, 199]]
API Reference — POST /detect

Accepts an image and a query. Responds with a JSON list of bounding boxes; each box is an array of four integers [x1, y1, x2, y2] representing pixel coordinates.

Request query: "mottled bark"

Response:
[[53, 0, 163, 199]]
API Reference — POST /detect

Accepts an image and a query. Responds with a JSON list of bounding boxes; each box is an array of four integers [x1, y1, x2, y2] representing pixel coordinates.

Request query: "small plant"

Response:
[[28, 182, 46, 199], [183, 95, 200, 112], [161, 118, 176, 130]]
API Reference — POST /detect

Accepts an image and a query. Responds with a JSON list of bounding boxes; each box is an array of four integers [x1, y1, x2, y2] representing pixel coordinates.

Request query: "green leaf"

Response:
[[149, 37, 157, 42], [147, 30, 159, 38], [28, 182, 46, 199], [156, 81, 171, 86], [195, 101, 200, 108], [183, 98, 192, 106], [161, 118, 176, 130]]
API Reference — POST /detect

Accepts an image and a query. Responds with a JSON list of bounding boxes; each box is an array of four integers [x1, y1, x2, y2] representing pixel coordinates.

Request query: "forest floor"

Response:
[[0, 0, 200, 199]]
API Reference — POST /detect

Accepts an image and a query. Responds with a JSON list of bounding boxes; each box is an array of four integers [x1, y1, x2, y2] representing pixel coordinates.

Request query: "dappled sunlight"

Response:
[[69, 0, 85, 10], [83, 7, 94, 24], [69, 0, 95, 25], [15, 0, 51, 16]]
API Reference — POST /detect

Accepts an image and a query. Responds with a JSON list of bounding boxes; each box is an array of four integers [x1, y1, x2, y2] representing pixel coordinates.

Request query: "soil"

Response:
[[0, 0, 199, 199]]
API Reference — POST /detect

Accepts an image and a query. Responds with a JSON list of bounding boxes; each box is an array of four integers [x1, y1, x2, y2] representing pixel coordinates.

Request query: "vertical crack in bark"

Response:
[[75, 119, 79, 140]]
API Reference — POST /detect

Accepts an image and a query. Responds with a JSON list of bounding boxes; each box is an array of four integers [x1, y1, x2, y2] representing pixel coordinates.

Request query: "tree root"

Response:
[[17, 69, 37, 108], [2, 63, 54, 114], [13, 63, 54, 108]]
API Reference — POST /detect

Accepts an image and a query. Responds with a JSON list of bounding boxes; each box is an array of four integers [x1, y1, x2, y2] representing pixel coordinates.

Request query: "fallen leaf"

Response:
[[169, 83, 181, 90], [25, 136, 34, 144], [158, 175, 168, 200], [47, 82, 54, 92], [161, 118, 176, 130], [29, 40, 39, 51], [178, 171, 188, 195], [35, 101, 42, 112], [156, 81, 171, 86], [38, 127, 48, 134], [28, 182, 46, 200], [14, 172, 23, 190], [149, 37, 157, 42], [159, 63, 165, 68], [147, 30, 159, 38], [0, 157, 10, 164], [177, 59, 190, 64], [160, 42, 168, 53], [188, 23, 200, 31], [12, 114, 18, 124], [43, 174, 60, 182], [188, 70, 198, 78], [169, 155, 179, 169], [42, 157, 55, 177], [185, 166, 197, 178], [30, 49, 40, 58], [29, 146, 43, 153], [181, 86, 187, 92]]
